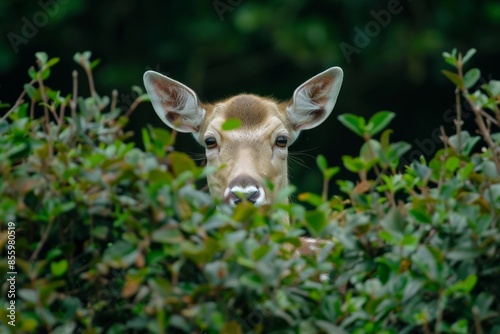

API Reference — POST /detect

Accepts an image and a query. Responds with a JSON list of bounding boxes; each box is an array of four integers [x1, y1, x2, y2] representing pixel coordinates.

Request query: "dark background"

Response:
[[1, 0, 499, 194]]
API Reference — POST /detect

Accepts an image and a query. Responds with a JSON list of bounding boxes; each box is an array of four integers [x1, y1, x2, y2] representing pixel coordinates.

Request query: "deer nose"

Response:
[[229, 187, 260, 205], [225, 175, 265, 206]]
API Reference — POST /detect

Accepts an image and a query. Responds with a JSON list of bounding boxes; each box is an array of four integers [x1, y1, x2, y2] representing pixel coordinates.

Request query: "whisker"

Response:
[[288, 155, 310, 170], [186, 151, 207, 161]]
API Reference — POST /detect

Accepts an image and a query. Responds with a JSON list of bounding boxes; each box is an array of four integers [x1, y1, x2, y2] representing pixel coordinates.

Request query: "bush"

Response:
[[0, 50, 499, 334]]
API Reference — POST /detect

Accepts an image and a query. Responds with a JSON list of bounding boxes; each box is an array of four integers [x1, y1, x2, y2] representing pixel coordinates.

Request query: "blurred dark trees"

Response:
[[1, 0, 499, 193]]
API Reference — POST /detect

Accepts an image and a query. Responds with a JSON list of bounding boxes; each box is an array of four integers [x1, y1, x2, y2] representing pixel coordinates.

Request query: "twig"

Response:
[[125, 95, 145, 118], [437, 126, 449, 191], [422, 318, 432, 334], [464, 96, 500, 174], [456, 54, 500, 174], [48, 103, 60, 124], [0, 79, 36, 122], [472, 306, 483, 334], [455, 87, 462, 153], [111, 89, 118, 111], [481, 109, 499, 126], [80, 59, 96, 98], [37, 75, 50, 133], [1, 99, 24, 122], [321, 177, 329, 201], [434, 290, 445, 334], [55, 101, 67, 136], [30, 217, 55, 261], [70, 70, 78, 116]]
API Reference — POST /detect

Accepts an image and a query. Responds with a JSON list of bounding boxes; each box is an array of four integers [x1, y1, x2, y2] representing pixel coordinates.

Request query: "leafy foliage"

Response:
[[0, 50, 499, 333]]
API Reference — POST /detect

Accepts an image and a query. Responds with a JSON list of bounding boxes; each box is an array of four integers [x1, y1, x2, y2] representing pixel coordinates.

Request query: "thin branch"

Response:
[[0, 79, 36, 122], [30, 217, 55, 261], [481, 109, 499, 126], [30, 95, 36, 136], [455, 87, 462, 153], [37, 75, 50, 133], [125, 95, 145, 118], [70, 70, 78, 118], [464, 96, 500, 174], [437, 126, 449, 191], [80, 60, 96, 98], [321, 177, 329, 201], [1, 99, 24, 122], [422, 317, 432, 334], [434, 290, 445, 334], [472, 306, 483, 334], [456, 54, 500, 173], [111, 89, 118, 111], [55, 101, 67, 135]]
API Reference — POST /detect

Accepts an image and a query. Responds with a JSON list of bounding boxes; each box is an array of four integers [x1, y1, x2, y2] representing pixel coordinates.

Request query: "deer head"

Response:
[[143, 67, 343, 206]]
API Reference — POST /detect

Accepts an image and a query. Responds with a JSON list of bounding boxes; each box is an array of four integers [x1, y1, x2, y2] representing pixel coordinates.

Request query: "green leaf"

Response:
[[18, 289, 38, 303], [92, 226, 109, 240], [316, 154, 328, 172], [132, 85, 144, 96], [315, 321, 348, 334], [445, 275, 478, 296], [450, 319, 469, 334], [442, 53, 458, 68], [337, 113, 365, 137], [41, 67, 51, 80], [152, 229, 183, 243], [464, 68, 480, 88], [492, 132, 500, 144], [324, 167, 340, 180], [342, 155, 365, 173], [488, 80, 500, 96], [409, 208, 431, 223], [360, 139, 381, 162], [221, 118, 241, 131], [50, 260, 68, 277], [445, 156, 461, 172], [367, 111, 395, 136], [47, 248, 63, 260], [46, 57, 60, 68], [169, 151, 196, 175], [90, 58, 101, 69], [305, 210, 327, 236], [233, 201, 257, 221], [442, 70, 463, 89], [24, 84, 36, 99], [35, 52, 48, 66], [151, 127, 173, 147], [28, 66, 37, 80], [298, 192, 324, 207], [142, 127, 152, 151], [461, 48, 477, 65]]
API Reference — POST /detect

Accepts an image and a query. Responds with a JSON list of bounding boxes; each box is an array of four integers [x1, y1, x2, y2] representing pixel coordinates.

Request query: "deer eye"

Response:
[[275, 136, 288, 148], [204, 137, 217, 149]]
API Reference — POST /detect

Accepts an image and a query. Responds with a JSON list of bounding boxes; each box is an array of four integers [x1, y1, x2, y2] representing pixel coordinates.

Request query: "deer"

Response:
[[143, 67, 343, 258]]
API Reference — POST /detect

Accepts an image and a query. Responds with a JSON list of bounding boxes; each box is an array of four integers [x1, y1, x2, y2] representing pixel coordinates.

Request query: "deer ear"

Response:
[[287, 67, 343, 131], [143, 70, 205, 133]]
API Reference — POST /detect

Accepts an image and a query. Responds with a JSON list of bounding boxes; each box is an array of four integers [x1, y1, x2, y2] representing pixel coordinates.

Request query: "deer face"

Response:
[[143, 68, 343, 206]]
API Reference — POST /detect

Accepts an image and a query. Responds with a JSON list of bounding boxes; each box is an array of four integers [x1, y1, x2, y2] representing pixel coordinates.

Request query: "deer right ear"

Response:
[[143, 71, 205, 133]]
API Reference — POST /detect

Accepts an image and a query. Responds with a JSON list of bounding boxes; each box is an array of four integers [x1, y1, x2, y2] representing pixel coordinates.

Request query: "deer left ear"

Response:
[[287, 67, 343, 131]]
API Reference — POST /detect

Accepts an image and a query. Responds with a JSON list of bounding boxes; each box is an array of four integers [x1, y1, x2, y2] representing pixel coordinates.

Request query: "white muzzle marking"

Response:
[[225, 185, 266, 206]]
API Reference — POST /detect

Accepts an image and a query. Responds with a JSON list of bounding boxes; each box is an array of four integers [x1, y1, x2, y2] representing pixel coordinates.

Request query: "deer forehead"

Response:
[[201, 94, 291, 140]]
